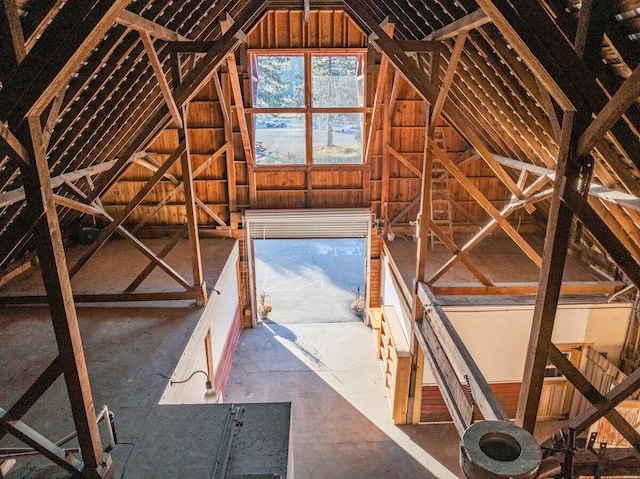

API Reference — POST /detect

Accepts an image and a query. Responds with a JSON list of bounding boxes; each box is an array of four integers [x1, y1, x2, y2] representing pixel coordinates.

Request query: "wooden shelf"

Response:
[[376, 305, 412, 425]]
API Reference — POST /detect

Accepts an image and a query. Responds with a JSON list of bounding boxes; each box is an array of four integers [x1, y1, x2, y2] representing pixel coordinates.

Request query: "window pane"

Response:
[[312, 54, 364, 107], [255, 114, 306, 165], [312, 113, 363, 164], [252, 55, 304, 108]]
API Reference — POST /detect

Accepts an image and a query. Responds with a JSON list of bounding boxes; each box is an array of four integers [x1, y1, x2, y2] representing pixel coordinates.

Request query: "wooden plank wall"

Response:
[[102, 8, 539, 237]]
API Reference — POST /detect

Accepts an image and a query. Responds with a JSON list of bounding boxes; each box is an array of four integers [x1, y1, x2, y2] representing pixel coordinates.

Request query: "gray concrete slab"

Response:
[[225, 321, 464, 478]]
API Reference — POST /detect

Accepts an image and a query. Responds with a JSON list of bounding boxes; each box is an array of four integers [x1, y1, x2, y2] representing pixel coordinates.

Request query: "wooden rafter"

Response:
[[475, 0, 640, 171], [365, 19, 395, 164], [425, 9, 490, 41], [0, 0, 130, 122], [85, 0, 266, 207], [345, 0, 526, 201]]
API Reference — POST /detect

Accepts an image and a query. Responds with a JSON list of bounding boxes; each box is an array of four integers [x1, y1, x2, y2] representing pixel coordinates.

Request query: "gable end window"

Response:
[[250, 52, 365, 166]]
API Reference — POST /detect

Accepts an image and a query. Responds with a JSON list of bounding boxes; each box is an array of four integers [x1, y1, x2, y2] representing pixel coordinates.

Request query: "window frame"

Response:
[[249, 48, 368, 167]]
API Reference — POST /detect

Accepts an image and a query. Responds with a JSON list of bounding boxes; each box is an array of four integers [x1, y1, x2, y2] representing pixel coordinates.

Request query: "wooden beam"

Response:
[[563, 180, 640, 289], [389, 195, 420, 226], [431, 281, 625, 296], [535, 78, 562, 142], [68, 141, 186, 279], [346, 1, 525, 200], [516, 111, 579, 433], [0, 159, 120, 208], [428, 177, 550, 284], [117, 9, 188, 42], [578, 63, 640, 157], [429, 139, 542, 268], [430, 32, 467, 127], [140, 31, 183, 128], [385, 144, 421, 177], [548, 345, 640, 451], [63, 0, 267, 207], [415, 320, 474, 436], [124, 224, 189, 292], [474, 0, 574, 111], [0, 291, 202, 305], [426, 9, 490, 41], [0, 120, 30, 166], [43, 81, 68, 150], [428, 218, 493, 286], [562, 365, 640, 435], [397, 40, 438, 53], [20, 115, 107, 475], [130, 146, 227, 234], [52, 194, 101, 216], [0, 356, 63, 443], [1, 0, 26, 63], [417, 282, 510, 422], [365, 19, 394, 164]]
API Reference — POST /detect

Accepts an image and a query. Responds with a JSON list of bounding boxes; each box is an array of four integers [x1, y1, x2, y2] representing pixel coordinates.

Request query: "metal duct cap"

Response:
[[460, 421, 542, 479]]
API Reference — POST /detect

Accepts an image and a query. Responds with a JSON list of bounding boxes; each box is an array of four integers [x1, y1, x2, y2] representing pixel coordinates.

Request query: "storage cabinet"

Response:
[[377, 305, 412, 424]]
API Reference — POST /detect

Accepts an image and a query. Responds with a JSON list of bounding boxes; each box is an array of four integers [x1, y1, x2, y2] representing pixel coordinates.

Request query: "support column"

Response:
[[20, 116, 111, 478], [172, 53, 207, 306]]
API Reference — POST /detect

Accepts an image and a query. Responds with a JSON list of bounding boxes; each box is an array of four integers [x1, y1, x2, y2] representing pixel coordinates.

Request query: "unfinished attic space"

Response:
[[3, 0, 640, 477]]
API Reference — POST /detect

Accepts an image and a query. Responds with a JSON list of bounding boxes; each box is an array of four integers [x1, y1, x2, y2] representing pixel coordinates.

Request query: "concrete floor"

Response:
[[0, 235, 572, 478], [224, 320, 464, 479]]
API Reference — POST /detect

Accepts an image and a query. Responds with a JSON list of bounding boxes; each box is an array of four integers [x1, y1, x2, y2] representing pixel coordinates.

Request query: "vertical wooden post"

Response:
[[516, 112, 580, 432], [409, 47, 440, 424], [21, 116, 111, 478], [172, 54, 206, 305]]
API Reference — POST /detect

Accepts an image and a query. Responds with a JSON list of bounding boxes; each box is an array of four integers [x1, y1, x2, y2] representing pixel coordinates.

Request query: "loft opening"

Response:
[[249, 50, 367, 165]]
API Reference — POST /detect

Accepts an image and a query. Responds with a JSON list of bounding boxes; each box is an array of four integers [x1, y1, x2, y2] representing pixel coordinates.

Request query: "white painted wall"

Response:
[[160, 242, 240, 404], [381, 255, 411, 341], [421, 302, 632, 385]]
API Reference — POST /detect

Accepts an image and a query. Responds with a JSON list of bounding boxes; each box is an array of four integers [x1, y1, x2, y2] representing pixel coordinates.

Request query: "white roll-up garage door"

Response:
[[244, 208, 372, 239]]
